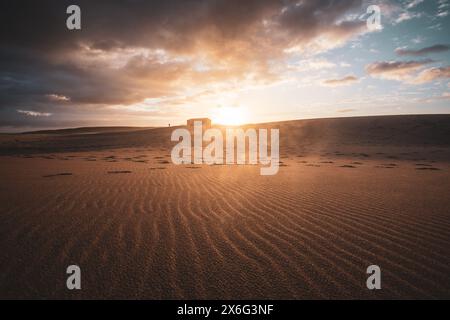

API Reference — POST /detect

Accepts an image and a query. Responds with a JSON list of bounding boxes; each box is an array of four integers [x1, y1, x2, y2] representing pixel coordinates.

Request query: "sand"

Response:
[[0, 114, 449, 299]]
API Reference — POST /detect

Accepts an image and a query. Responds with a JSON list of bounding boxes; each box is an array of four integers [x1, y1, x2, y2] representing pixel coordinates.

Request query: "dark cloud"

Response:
[[366, 59, 450, 84], [365, 59, 434, 81], [395, 44, 450, 56], [1, 0, 369, 129], [277, 0, 365, 46]]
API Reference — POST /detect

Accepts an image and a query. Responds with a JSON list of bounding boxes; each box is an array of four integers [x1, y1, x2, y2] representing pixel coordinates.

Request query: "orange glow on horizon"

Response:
[[211, 106, 248, 126]]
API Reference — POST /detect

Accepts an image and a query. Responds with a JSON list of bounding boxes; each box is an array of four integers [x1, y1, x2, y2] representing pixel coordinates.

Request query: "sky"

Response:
[[1, 0, 449, 132]]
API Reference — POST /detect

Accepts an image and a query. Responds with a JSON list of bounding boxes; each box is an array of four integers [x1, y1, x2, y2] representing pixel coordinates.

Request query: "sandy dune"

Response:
[[0, 115, 449, 299]]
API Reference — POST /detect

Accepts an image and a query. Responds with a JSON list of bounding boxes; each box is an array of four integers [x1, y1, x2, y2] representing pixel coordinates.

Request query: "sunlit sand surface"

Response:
[[0, 115, 449, 299]]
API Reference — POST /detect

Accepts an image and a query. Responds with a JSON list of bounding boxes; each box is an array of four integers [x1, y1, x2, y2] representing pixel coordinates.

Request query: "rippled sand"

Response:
[[1, 115, 449, 299]]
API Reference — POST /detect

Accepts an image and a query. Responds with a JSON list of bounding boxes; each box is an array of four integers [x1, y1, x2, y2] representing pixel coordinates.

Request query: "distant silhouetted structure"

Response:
[[187, 118, 211, 131]]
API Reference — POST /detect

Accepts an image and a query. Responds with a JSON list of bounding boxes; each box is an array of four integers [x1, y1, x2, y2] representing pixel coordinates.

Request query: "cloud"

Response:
[[395, 44, 450, 56], [437, 0, 449, 17], [365, 59, 434, 81], [411, 36, 425, 44], [422, 91, 450, 103], [323, 75, 358, 86], [1, 0, 375, 128], [17, 110, 52, 117], [337, 108, 356, 113], [292, 58, 336, 72], [46, 94, 70, 102], [379, 0, 423, 25], [406, 0, 424, 9], [279, 1, 368, 53], [413, 66, 450, 84], [366, 59, 450, 84], [397, 11, 423, 24]]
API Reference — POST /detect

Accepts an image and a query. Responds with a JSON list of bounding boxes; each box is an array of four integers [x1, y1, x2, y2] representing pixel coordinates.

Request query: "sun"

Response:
[[212, 106, 248, 126]]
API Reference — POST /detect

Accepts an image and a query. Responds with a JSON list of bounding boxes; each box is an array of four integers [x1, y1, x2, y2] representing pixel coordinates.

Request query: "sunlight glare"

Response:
[[212, 106, 248, 126]]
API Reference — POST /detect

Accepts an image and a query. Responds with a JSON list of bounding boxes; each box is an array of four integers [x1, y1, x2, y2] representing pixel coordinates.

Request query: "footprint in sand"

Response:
[[416, 167, 440, 171], [359, 153, 370, 158], [375, 164, 396, 169], [42, 173, 73, 178], [340, 165, 356, 168], [107, 170, 132, 174]]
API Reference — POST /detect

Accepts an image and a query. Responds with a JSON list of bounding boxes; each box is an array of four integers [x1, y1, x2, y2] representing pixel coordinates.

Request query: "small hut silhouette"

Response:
[[187, 118, 211, 131]]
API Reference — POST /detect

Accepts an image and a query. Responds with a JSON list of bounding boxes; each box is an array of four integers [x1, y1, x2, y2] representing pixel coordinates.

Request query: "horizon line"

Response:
[[2, 112, 450, 134]]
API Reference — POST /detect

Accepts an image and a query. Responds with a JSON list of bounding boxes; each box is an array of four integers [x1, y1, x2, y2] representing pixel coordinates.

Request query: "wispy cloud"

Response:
[[406, 0, 424, 9], [413, 66, 450, 84], [395, 44, 449, 56], [45, 94, 70, 102], [365, 60, 434, 81], [337, 108, 357, 113], [394, 11, 422, 24], [437, 0, 449, 17], [17, 110, 52, 117], [323, 75, 358, 86], [1, 0, 449, 130], [292, 58, 336, 72], [366, 59, 450, 84]]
